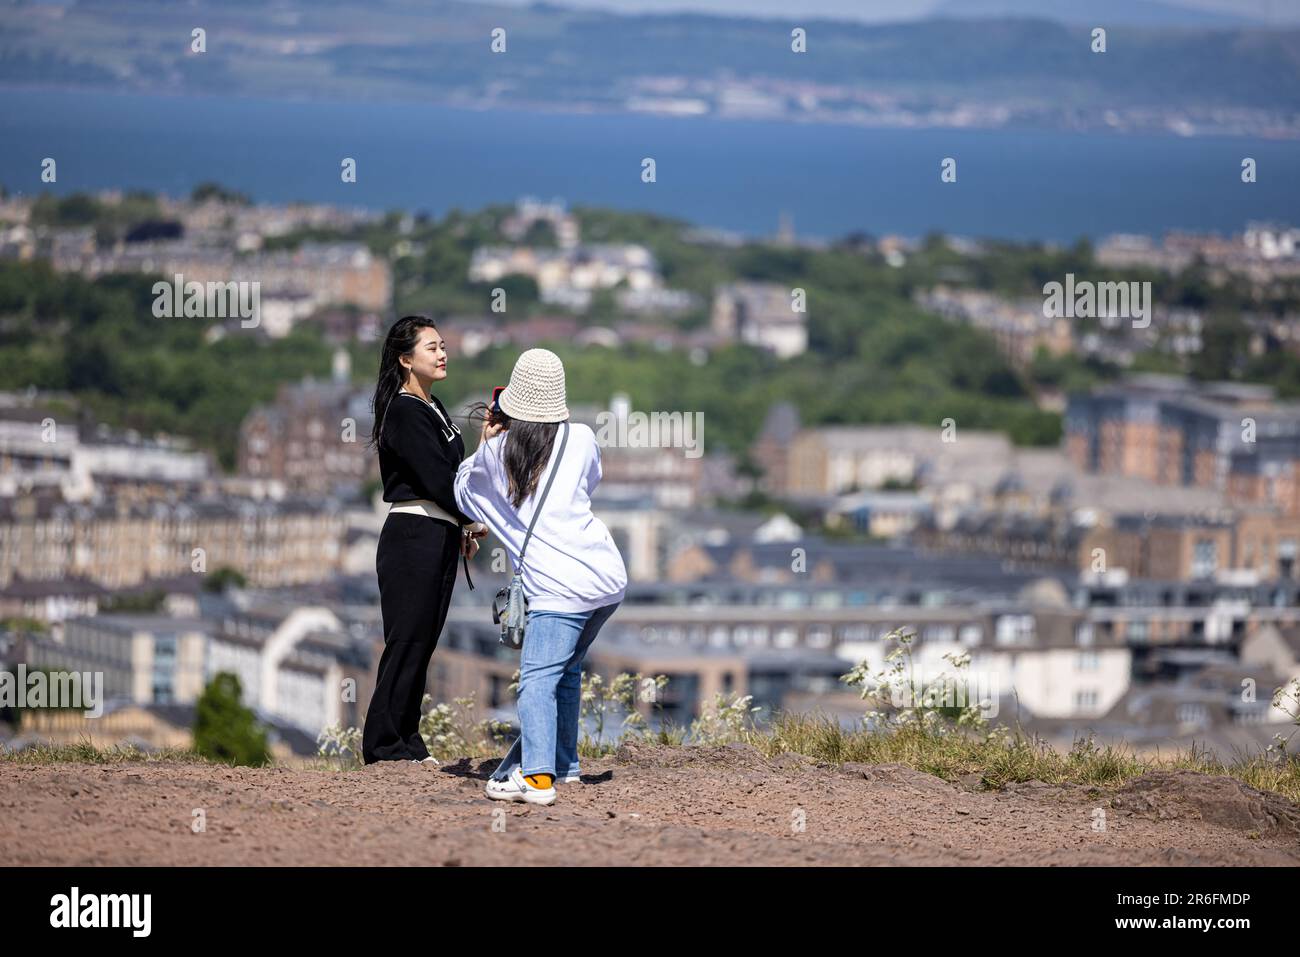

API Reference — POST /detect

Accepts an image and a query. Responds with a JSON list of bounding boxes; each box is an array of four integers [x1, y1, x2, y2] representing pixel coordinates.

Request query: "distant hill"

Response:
[[501, 0, 1295, 28], [1, 0, 1297, 123], [931, 0, 1258, 27]]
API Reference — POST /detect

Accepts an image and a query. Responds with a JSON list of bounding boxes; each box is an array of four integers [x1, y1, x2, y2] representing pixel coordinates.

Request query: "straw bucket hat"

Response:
[[497, 348, 570, 423]]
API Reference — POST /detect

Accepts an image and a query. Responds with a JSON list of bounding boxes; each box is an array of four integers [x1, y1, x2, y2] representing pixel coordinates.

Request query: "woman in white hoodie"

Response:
[[454, 349, 627, 806]]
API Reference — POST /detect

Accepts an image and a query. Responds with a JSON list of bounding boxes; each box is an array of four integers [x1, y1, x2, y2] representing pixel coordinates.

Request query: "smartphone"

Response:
[[490, 386, 506, 413]]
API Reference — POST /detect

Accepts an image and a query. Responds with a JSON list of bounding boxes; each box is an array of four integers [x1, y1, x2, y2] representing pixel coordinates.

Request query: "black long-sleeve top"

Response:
[[378, 391, 475, 526]]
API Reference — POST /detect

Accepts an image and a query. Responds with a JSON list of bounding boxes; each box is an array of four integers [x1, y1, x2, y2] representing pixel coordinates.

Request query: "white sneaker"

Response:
[[485, 767, 557, 806], [411, 756, 439, 766], [558, 772, 581, 784]]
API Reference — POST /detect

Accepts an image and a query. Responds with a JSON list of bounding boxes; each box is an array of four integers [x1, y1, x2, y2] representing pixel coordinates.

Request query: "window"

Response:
[[1074, 689, 1099, 713], [995, 615, 1034, 646], [1076, 650, 1099, 671], [1191, 538, 1218, 579], [806, 625, 831, 649], [152, 634, 177, 704]]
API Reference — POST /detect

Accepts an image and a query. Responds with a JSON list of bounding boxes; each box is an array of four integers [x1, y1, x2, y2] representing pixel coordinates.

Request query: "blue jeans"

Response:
[[490, 601, 621, 781]]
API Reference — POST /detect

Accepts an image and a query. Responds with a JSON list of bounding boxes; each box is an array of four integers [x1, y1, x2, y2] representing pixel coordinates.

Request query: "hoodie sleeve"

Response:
[[384, 398, 475, 525], [455, 436, 499, 524], [583, 426, 603, 496]]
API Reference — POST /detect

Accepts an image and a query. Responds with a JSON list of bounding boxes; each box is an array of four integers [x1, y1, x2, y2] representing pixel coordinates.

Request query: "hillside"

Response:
[[1, 0, 1297, 126], [4, 742, 1299, 865], [932, 0, 1257, 27]]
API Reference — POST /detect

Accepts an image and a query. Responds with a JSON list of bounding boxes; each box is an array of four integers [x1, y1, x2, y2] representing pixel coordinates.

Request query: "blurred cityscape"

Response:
[[2, 187, 1299, 763]]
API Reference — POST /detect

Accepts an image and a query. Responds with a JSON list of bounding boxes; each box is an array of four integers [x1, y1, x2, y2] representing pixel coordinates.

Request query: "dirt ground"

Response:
[[3, 742, 1299, 866]]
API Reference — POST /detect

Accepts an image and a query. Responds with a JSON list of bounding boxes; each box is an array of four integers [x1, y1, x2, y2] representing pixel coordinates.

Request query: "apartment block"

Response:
[[0, 492, 348, 592], [711, 282, 808, 358], [1065, 375, 1300, 515], [238, 367, 377, 496]]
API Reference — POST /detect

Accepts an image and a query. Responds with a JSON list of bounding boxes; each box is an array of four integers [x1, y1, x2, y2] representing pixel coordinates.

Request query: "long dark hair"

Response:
[[369, 314, 439, 452], [464, 400, 561, 509]]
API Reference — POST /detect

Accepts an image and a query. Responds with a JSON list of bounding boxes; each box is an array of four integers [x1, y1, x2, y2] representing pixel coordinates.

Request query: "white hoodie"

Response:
[[454, 422, 627, 613]]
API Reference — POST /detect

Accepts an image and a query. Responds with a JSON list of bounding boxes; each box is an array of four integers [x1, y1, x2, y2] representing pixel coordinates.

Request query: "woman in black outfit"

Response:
[[363, 315, 487, 765]]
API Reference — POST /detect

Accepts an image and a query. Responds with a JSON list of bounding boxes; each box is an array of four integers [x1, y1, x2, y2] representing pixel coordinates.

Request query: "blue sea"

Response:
[[1, 89, 1297, 244]]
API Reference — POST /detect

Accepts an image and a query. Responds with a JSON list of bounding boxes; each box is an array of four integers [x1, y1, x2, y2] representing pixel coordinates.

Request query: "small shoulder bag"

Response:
[[492, 422, 569, 650]]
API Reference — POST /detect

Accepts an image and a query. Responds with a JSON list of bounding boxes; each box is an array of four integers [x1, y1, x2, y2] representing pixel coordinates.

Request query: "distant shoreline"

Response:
[[2, 81, 1293, 143]]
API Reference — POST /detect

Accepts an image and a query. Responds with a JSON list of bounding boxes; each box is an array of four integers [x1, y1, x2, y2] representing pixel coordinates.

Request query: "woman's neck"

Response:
[[401, 378, 431, 402]]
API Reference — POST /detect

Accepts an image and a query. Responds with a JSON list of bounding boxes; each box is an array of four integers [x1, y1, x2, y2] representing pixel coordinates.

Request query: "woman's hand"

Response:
[[464, 521, 489, 539], [480, 417, 505, 445], [461, 532, 480, 561]]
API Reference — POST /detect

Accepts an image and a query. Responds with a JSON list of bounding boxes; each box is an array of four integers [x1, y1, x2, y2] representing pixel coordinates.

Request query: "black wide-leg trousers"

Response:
[[362, 513, 461, 764]]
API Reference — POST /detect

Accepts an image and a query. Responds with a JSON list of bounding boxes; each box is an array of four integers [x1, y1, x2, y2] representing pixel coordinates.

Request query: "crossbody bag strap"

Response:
[[461, 550, 475, 590], [516, 421, 569, 574]]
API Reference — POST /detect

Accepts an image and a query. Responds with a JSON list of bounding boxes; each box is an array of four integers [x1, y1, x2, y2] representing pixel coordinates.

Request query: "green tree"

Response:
[[203, 567, 248, 594], [193, 673, 270, 766], [191, 182, 251, 205], [1191, 311, 1249, 382]]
